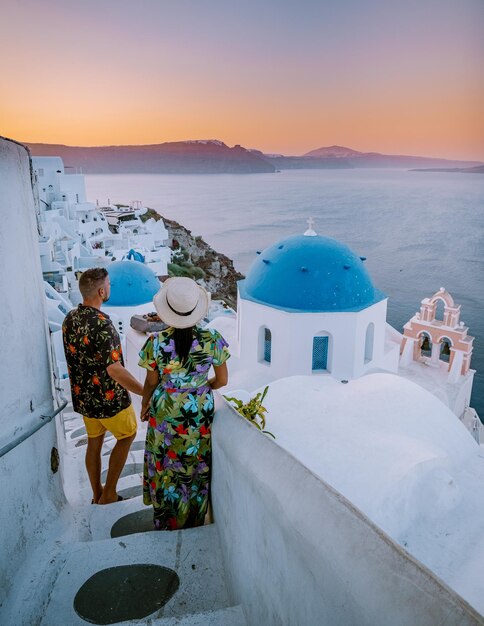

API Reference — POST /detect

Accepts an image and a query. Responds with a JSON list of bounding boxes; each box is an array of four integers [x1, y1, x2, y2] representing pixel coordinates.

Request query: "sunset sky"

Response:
[[1, 0, 483, 160]]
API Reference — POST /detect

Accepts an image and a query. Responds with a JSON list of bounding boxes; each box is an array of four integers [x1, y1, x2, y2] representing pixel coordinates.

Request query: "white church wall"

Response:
[[385, 322, 404, 372], [239, 296, 389, 381], [353, 298, 389, 377], [0, 139, 65, 607], [238, 298, 272, 368], [452, 372, 475, 419], [212, 401, 480, 626], [381, 341, 401, 373]]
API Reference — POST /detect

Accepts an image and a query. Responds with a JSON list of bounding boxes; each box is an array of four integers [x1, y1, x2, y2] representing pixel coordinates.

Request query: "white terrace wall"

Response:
[[212, 400, 482, 626], [0, 138, 65, 608]]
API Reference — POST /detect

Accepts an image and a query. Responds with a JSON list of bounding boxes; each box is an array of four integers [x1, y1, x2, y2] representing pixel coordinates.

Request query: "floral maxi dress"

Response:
[[138, 326, 230, 530]]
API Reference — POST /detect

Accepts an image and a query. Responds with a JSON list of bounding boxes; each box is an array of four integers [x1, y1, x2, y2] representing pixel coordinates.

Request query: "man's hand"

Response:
[[106, 362, 144, 395], [140, 369, 159, 423], [140, 403, 151, 422]]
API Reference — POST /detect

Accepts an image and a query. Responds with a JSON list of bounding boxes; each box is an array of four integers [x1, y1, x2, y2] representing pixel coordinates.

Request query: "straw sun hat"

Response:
[[153, 277, 210, 329]]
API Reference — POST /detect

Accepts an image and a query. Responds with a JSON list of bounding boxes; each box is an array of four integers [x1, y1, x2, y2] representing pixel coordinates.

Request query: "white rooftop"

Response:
[[207, 315, 484, 615]]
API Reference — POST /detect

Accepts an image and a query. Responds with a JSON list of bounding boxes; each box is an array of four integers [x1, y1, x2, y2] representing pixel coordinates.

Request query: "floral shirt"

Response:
[[62, 304, 130, 418]]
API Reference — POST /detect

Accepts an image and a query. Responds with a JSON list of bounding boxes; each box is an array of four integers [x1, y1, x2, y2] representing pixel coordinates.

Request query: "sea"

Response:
[[85, 169, 484, 417]]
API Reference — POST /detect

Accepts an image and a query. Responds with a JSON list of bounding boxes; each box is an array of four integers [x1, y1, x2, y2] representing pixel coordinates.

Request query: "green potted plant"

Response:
[[224, 386, 275, 438]]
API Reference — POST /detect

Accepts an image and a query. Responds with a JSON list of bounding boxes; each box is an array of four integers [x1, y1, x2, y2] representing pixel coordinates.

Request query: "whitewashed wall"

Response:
[[0, 138, 64, 608], [212, 400, 481, 626], [31, 156, 64, 205], [60, 173, 87, 204], [238, 295, 389, 380]]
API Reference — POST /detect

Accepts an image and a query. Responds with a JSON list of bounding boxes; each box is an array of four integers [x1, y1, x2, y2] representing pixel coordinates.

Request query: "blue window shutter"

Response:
[[312, 336, 328, 370], [264, 328, 272, 363]]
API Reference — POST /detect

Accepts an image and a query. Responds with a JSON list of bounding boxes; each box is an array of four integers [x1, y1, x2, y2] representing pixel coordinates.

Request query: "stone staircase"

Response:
[[17, 409, 247, 625], [39, 510, 247, 625]]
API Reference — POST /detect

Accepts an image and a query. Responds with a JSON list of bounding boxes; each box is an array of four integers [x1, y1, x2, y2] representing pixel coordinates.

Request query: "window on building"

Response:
[[258, 326, 272, 364], [312, 336, 329, 371], [263, 328, 272, 363], [38, 168, 44, 176], [364, 323, 374, 363]]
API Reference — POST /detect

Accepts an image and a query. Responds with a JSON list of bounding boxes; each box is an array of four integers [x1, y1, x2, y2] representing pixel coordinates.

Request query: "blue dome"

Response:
[[107, 260, 160, 307], [239, 234, 385, 312]]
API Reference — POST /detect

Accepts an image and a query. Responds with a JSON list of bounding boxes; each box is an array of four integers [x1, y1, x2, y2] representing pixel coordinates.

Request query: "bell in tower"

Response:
[[420, 335, 431, 355], [440, 339, 451, 362]]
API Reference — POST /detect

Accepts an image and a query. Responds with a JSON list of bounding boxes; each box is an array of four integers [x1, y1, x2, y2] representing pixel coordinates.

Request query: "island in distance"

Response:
[[25, 140, 482, 174], [409, 164, 484, 174]]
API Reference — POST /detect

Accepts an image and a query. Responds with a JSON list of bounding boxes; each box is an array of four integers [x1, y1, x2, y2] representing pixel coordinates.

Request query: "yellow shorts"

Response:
[[83, 405, 137, 440]]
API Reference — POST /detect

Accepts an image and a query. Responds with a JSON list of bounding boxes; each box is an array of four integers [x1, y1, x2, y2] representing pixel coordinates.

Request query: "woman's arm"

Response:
[[209, 362, 228, 390], [140, 369, 160, 421]]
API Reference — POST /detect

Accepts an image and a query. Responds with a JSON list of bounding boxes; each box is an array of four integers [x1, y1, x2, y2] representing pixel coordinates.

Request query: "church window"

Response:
[[258, 326, 272, 364], [312, 336, 329, 371], [263, 328, 272, 363], [364, 323, 374, 363]]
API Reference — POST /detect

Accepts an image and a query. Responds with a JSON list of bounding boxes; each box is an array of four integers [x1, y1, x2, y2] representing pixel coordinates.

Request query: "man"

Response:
[[62, 267, 143, 504]]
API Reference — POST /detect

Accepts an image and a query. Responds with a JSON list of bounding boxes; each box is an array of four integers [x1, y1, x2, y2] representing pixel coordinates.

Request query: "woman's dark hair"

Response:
[[173, 326, 195, 364]]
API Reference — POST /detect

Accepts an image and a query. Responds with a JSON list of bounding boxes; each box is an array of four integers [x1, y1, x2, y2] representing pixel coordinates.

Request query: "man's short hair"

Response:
[[79, 267, 108, 298]]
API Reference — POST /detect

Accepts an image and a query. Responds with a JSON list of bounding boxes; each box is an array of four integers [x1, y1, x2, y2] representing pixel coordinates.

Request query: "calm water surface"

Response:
[[86, 169, 484, 415]]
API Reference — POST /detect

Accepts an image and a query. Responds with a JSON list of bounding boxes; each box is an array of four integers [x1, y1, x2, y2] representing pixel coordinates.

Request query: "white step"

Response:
[[40, 525, 231, 625]]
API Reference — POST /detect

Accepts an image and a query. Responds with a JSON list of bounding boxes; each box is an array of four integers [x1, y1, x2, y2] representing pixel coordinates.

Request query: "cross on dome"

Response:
[[304, 216, 317, 237]]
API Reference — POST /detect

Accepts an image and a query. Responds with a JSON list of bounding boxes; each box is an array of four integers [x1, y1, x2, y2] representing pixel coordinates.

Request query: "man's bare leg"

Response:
[[85, 434, 105, 503], [98, 433, 135, 504]]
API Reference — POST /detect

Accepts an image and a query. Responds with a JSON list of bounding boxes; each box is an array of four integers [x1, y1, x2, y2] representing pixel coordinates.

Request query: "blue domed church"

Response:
[[237, 223, 399, 380], [103, 259, 161, 336]]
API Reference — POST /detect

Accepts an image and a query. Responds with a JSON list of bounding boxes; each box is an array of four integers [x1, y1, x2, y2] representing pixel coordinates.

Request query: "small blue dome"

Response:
[[239, 234, 385, 312], [107, 260, 160, 307]]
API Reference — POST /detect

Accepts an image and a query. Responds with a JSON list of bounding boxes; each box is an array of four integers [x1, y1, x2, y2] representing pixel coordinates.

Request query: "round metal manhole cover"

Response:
[[73, 564, 179, 624]]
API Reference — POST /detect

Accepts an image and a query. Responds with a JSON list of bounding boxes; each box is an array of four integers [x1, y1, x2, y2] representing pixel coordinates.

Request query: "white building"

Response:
[[32, 156, 171, 287], [236, 224, 400, 382]]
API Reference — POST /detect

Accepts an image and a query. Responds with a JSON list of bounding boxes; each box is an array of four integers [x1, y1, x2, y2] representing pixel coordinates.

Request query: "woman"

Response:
[[139, 277, 229, 530]]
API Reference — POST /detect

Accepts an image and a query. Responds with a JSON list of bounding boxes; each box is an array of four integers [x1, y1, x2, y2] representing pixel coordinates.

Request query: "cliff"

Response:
[[24, 139, 482, 173], [140, 209, 244, 309], [25, 140, 275, 174]]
